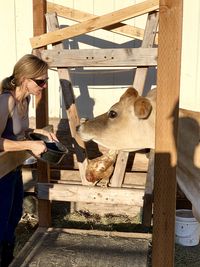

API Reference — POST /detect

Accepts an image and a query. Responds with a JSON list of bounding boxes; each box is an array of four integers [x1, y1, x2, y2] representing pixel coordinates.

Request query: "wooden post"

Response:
[[152, 1, 183, 266], [33, 0, 48, 128], [33, 0, 51, 227]]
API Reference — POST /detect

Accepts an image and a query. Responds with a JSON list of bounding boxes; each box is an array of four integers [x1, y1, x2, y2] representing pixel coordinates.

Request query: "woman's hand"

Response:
[[29, 140, 47, 157], [33, 129, 58, 142]]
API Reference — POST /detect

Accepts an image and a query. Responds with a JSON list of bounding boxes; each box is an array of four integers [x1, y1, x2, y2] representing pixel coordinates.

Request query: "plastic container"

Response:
[[175, 209, 200, 246]]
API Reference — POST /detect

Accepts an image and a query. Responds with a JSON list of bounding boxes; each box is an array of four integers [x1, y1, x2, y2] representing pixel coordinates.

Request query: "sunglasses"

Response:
[[32, 78, 49, 87]]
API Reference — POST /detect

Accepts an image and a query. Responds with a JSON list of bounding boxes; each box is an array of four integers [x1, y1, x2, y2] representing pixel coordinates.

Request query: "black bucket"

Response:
[[28, 132, 68, 165]]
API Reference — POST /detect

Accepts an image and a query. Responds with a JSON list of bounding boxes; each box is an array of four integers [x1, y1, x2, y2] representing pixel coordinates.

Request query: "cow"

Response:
[[77, 87, 200, 222]]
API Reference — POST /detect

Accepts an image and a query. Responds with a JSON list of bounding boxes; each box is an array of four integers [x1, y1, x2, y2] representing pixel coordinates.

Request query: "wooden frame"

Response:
[[40, 5, 158, 210], [46, 1, 158, 44], [30, 0, 159, 48], [41, 48, 157, 67], [0, 1, 183, 266], [36, 2, 159, 263]]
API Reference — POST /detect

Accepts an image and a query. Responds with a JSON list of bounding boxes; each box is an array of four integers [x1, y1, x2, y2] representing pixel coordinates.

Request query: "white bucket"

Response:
[[175, 209, 200, 246]]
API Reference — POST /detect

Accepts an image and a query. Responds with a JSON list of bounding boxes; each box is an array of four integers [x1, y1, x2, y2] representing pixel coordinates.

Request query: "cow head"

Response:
[[77, 87, 156, 151]]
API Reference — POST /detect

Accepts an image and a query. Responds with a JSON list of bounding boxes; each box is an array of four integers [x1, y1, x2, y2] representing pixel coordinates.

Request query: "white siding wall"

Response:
[[180, 0, 200, 111], [0, 0, 200, 119]]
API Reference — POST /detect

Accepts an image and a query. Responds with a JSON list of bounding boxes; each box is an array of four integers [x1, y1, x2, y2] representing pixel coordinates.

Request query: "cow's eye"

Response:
[[108, 110, 117, 118]]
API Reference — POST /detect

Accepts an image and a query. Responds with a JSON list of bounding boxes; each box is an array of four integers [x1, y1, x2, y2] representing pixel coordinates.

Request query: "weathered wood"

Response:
[[37, 160, 51, 227], [133, 11, 159, 94], [46, 12, 89, 185], [23, 167, 147, 191], [152, 0, 183, 266], [42, 48, 157, 67], [33, 0, 49, 128], [47, 2, 158, 44], [33, 0, 51, 228], [37, 183, 144, 206], [142, 149, 154, 226], [30, 0, 159, 48], [110, 151, 129, 187], [0, 151, 30, 178]]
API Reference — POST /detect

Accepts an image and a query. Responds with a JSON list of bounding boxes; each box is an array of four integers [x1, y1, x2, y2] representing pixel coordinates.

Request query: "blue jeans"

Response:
[[0, 168, 23, 245]]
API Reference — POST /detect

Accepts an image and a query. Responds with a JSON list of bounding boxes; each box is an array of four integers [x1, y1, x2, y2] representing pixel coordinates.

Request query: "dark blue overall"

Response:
[[0, 91, 29, 266], [0, 168, 23, 245]]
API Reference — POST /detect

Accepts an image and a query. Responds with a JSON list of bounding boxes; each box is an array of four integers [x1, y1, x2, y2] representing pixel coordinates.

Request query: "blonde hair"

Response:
[[0, 54, 48, 93]]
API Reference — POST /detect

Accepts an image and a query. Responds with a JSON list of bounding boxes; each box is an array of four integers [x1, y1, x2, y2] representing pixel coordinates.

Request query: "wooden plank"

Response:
[[110, 151, 129, 187], [33, 0, 49, 128], [133, 11, 159, 94], [23, 168, 147, 193], [45, 12, 89, 185], [0, 151, 30, 178], [37, 160, 52, 227], [152, 1, 183, 267], [41, 48, 157, 67], [142, 149, 154, 226], [10, 227, 47, 267], [37, 183, 144, 206], [30, 0, 159, 48], [46, 2, 158, 44]]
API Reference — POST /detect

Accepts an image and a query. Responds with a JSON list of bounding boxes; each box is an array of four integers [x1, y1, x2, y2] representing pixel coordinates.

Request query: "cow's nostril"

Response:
[[76, 125, 80, 132]]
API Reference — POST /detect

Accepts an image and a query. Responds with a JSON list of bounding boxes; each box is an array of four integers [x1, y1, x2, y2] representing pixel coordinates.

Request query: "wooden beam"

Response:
[[152, 0, 183, 267], [41, 48, 157, 67], [33, 0, 51, 228], [33, 0, 49, 128], [37, 183, 144, 206], [47, 2, 158, 44], [133, 11, 159, 94], [30, 0, 159, 48], [0, 151, 30, 178]]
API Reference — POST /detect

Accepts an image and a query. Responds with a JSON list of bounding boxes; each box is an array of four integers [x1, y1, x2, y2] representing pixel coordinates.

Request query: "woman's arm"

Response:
[[0, 138, 47, 157]]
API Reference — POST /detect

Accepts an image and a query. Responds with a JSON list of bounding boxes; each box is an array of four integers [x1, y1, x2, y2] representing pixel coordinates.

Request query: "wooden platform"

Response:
[[10, 227, 151, 267]]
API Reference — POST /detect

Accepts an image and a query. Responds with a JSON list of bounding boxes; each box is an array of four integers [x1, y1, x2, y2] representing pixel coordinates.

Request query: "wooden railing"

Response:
[[0, 150, 30, 179]]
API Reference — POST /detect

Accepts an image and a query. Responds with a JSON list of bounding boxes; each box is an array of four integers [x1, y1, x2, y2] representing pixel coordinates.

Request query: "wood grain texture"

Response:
[[47, 1, 158, 43], [152, 1, 183, 266], [30, 0, 159, 48], [41, 48, 157, 67], [0, 151, 30, 178], [37, 183, 144, 206]]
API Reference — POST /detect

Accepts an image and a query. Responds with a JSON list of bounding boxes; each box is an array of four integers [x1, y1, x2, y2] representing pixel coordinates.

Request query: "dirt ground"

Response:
[[13, 196, 200, 267]]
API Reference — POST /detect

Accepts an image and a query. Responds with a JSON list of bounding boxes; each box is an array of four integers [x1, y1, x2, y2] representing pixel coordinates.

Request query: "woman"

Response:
[[0, 54, 57, 267]]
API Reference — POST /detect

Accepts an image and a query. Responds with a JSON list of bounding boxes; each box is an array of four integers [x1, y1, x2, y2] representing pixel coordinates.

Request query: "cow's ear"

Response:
[[134, 97, 152, 119], [120, 87, 138, 101]]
